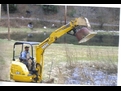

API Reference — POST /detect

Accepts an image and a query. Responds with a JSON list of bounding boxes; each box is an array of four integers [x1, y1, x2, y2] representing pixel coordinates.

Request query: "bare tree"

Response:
[[96, 7, 111, 30]]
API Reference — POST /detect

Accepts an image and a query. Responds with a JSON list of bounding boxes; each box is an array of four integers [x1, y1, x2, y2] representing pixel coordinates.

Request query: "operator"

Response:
[[20, 46, 35, 71]]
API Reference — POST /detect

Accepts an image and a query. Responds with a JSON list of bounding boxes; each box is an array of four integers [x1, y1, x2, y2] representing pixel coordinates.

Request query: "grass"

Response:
[[0, 26, 57, 33], [0, 27, 119, 46], [44, 43, 118, 62], [43, 44, 118, 78], [0, 27, 119, 84], [0, 38, 118, 80], [0, 27, 61, 42]]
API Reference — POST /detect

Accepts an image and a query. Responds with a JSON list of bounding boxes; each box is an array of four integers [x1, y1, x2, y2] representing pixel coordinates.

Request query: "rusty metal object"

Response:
[[75, 27, 97, 43]]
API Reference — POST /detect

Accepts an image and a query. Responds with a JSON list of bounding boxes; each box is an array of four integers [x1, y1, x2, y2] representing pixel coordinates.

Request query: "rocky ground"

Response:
[[46, 61, 117, 86]]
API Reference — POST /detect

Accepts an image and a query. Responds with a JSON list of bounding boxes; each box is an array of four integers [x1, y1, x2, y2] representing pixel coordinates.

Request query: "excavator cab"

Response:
[[12, 41, 40, 71], [12, 41, 39, 61], [10, 41, 40, 82]]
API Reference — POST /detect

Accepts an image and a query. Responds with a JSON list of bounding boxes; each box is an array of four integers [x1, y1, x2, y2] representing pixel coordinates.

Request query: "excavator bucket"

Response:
[[75, 27, 97, 43]]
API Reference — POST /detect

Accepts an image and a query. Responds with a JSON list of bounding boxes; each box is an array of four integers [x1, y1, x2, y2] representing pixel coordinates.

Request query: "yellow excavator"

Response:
[[10, 16, 97, 83]]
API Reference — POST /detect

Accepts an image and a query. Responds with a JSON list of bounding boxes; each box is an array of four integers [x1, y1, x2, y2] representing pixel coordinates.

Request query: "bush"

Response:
[[41, 5, 58, 14], [67, 9, 76, 17], [2, 4, 17, 13]]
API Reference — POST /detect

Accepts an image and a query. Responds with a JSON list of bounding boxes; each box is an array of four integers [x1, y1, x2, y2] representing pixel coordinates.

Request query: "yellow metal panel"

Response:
[[10, 73, 33, 82], [10, 60, 31, 82]]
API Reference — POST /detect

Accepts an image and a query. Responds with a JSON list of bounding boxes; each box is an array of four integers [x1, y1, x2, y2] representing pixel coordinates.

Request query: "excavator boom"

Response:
[[10, 16, 97, 83], [35, 16, 97, 82]]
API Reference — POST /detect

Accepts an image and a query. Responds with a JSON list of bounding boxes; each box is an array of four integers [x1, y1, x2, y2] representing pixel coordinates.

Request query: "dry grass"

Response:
[[42, 43, 118, 84], [0, 38, 118, 85], [0, 39, 14, 80]]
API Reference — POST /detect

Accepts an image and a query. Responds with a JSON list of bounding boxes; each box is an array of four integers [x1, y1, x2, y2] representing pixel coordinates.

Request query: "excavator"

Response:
[[9, 16, 97, 83]]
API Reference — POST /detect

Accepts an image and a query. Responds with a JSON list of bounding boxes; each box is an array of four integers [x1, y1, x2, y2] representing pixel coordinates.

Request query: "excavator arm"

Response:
[[34, 16, 97, 82]]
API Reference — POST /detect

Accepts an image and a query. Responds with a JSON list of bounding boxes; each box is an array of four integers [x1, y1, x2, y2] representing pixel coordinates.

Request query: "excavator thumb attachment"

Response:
[[75, 27, 97, 43]]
